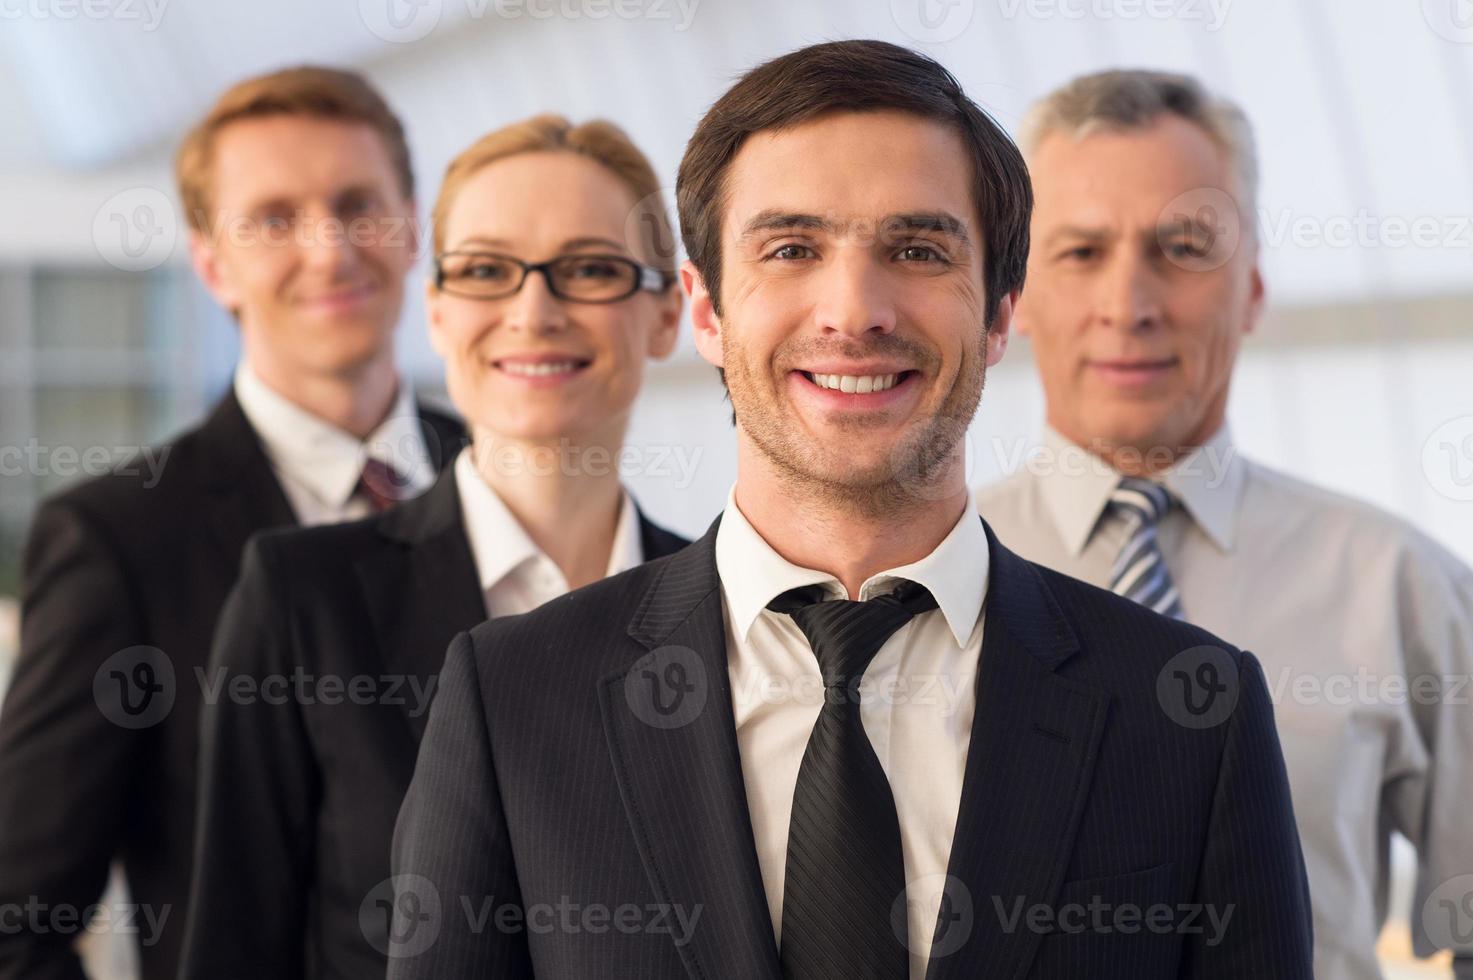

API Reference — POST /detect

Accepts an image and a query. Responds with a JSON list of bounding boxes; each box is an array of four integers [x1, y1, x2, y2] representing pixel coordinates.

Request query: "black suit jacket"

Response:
[[178, 471, 689, 980], [0, 391, 464, 980], [389, 514, 1314, 979]]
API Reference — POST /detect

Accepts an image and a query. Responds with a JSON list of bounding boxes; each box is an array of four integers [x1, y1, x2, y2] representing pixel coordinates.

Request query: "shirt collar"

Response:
[[454, 447, 643, 595], [1036, 423, 1244, 556], [714, 487, 989, 648], [1158, 424, 1243, 552], [234, 362, 433, 509]]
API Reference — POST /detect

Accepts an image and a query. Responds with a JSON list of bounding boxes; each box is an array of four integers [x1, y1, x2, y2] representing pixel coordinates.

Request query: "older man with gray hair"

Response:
[[978, 69, 1473, 979]]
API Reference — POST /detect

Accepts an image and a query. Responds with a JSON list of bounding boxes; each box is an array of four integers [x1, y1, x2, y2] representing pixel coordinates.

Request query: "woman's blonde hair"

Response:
[[431, 114, 675, 273]]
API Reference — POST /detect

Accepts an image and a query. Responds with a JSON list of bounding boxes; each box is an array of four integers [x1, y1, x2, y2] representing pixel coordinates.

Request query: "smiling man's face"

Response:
[[685, 109, 1012, 509], [1019, 114, 1264, 462]]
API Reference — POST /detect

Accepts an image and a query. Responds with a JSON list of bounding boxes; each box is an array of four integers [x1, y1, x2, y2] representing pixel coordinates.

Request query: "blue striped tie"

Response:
[[1108, 477, 1186, 620]]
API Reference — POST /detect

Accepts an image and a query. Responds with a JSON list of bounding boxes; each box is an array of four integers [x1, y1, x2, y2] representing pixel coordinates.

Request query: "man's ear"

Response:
[[188, 228, 241, 314], [683, 259, 723, 369], [986, 289, 1019, 367], [1243, 260, 1265, 336]]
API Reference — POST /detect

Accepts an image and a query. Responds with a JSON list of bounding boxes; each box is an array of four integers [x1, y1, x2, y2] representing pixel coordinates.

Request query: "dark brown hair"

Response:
[[676, 39, 1032, 325], [177, 66, 414, 233]]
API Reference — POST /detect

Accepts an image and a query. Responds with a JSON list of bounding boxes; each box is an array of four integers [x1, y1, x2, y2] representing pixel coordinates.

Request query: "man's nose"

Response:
[[812, 250, 898, 339]]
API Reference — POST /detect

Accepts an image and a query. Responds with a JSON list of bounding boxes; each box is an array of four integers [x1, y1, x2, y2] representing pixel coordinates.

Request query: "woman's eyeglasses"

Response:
[[433, 251, 675, 304]]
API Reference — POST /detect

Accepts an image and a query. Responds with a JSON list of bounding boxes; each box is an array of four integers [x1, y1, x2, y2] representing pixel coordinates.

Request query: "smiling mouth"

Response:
[[492, 358, 593, 378], [799, 370, 915, 394]]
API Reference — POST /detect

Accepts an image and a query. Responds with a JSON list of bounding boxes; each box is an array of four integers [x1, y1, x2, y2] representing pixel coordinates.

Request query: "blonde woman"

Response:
[[180, 116, 689, 980]]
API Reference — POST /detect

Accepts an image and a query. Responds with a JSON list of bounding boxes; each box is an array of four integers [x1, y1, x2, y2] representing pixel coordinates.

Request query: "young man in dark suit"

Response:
[[389, 41, 1314, 979], [179, 114, 692, 980], [0, 67, 463, 980]]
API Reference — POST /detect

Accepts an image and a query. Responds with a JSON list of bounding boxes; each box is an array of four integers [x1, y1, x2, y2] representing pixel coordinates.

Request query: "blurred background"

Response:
[[0, 0, 1469, 975]]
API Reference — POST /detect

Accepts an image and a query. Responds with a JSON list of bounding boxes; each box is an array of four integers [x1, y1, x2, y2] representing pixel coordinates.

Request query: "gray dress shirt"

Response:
[[977, 424, 1473, 980]]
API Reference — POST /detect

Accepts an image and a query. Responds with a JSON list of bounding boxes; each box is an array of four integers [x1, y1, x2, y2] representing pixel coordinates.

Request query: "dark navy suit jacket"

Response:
[[390, 514, 1314, 979]]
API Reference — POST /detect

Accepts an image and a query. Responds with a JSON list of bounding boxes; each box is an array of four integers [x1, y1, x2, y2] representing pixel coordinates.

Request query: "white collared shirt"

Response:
[[714, 490, 988, 978], [233, 363, 435, 525], [977, 424, 1473, 979], [454, 447, 643, 618]]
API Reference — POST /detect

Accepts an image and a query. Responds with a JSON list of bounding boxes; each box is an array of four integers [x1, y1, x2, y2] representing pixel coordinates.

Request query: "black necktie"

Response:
[[766, 580, 939, 980]]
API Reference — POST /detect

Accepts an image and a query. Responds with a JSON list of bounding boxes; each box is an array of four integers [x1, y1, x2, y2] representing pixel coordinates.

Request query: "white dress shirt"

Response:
[[454, 447, 644, 618], [233, 363, 435, 525], [714, 490, 988, 978], [978, 424, 1473, 980]]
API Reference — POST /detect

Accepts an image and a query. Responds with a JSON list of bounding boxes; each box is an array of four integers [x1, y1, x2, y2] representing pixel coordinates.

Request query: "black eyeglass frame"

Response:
[[432, 251, 676, 303]]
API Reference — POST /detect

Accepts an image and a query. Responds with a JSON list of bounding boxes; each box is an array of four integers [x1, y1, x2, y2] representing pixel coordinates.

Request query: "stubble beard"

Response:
[[723, 327, 988, 521]]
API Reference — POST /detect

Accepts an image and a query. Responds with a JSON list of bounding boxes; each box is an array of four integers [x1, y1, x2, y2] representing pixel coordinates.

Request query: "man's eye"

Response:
[[260, 214, 292, 233], [896, 245, 943, 263], [339, 194, 378, 217], [770, 244, 813, 261], [1164, 240, 1211, 261], [1060, 246, 1099, 262]]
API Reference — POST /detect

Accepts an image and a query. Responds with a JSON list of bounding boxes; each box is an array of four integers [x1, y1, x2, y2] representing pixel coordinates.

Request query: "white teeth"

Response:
[[809, 372, 900, 393], [500, 361, 580, 377]]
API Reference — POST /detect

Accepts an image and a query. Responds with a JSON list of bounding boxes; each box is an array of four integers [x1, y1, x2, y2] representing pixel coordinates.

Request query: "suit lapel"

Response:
[[356, 471, 486, 741], [926, 522, 1111, 980], [599, 517, 783, 980]]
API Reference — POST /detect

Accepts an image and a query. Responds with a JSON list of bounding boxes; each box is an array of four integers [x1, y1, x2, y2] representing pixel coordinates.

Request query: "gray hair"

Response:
[[1022, 69, 1259, 226]]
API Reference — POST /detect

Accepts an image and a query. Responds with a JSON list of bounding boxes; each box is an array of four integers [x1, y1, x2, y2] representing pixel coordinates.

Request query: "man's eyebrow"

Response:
[[882, 212, 972, 245], [737, 209, 974, 244], [738, 210, 833, 237], [1041, 225, 1112, 247]]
